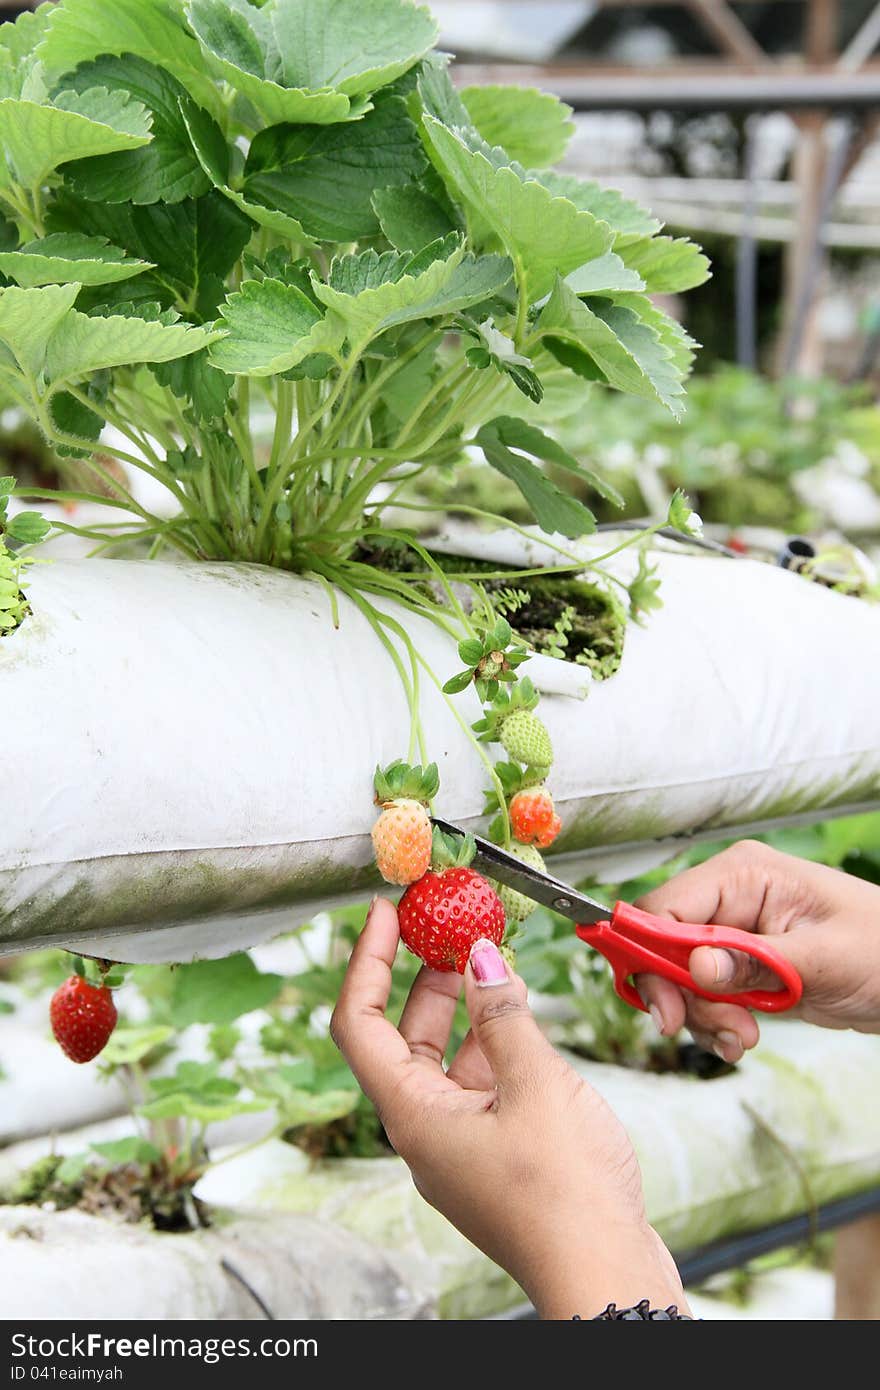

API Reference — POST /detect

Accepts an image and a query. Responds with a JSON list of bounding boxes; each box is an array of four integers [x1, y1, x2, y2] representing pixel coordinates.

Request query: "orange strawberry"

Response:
[[509, 787, 562, 849], [372, 800, 432, 884]]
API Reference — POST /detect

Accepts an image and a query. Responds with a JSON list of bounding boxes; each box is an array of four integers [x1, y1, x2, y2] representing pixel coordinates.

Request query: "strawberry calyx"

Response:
[[373, 760, 439, 806], [429, 824, 477, 871], [70, 954, 127, 991]]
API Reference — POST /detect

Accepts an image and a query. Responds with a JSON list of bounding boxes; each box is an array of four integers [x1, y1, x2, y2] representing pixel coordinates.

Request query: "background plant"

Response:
[[0, 474, 48, 634], [418, 367, 880, 536]]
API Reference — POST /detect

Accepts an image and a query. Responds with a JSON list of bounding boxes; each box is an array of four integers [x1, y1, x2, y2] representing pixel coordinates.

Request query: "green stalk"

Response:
[[314, 562, 424, 761]]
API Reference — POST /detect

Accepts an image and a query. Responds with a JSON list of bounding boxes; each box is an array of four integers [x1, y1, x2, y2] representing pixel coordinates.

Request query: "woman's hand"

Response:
[[331, 897, 687, 1319], [636, 840, 880, 1063]]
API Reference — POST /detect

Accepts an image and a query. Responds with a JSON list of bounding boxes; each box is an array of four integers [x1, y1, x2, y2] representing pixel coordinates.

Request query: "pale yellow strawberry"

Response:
[[372, 799, 433, 884]]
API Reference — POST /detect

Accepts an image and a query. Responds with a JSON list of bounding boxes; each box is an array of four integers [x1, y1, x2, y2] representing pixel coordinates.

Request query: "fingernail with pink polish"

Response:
[[649, 1004, 665, 1037], [469, 938, 508, 987]]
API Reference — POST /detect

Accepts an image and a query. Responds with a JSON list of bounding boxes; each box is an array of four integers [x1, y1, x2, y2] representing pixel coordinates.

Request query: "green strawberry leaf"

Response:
[[0, 4, 54, 71], [151, 349, 233, 422], [534, 170, 662, 240], [37, 0, 223, 116], [184, 0, 351, 127], [0, 88, 151, 189], [460, 85, 574, 169], [372, 183, 458, 253], [6, 511, 51, 544], [179, 94, 318, 250], [60, 55, 211, 204], [138, 1092, 270, 1124], [617, 234, 711, 293], [209, 277, 344, 377], [0, 234, 153, 289], [270, 0, 438, 99], [47, 190, 253, 320], [242, 97, 426, 243], [266, 1085, 358, 1132], [421, 117, 613, 305], [480, 414, 625, 509], [564, 252, 645, 296], [49, 388, 105, 453], [537, 277, 687, 419], [45, 307, 221, 383], [0, 281, 80, 377], [475, 417, 597, 540], [91, 1137, 162, 1167], [96, 1024, 174, 1066], [170, 953, 284, 1027], [312, 244, 512, 346], [413, 51, 471, 129]]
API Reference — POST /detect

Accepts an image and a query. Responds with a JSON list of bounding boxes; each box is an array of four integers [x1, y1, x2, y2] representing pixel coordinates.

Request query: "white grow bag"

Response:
[[2, 531, 879, 962]]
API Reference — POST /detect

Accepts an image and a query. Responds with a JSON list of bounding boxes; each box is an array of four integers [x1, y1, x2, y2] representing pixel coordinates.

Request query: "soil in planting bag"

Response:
[[1, 531, 879, 962]]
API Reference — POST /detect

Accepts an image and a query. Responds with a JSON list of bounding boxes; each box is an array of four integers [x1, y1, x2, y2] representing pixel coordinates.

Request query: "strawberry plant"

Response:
[[1, 2, 706, 606]]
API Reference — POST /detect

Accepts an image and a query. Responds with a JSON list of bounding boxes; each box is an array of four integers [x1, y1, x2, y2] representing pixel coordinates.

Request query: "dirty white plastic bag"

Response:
[[2, 532, 879, 962]]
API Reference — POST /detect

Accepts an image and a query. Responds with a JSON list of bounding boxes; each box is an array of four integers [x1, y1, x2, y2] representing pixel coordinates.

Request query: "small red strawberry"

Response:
[[510, 787, 562, 849], [50, 974, 118, 1063], [371, 761, 439, 885], [398, 828, 505, 973]]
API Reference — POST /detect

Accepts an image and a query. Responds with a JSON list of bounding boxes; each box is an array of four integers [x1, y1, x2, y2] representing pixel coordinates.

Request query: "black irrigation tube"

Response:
[[504, 1187, 880, 1317], [675, 1186, 880, 1286]]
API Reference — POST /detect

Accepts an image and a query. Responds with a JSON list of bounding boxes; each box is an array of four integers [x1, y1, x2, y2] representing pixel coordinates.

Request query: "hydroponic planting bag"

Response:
[[2, 532, 879, 962]]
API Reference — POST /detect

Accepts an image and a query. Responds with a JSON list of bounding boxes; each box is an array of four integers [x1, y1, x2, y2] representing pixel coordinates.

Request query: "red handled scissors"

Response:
[[431, 819, 802, 1014]]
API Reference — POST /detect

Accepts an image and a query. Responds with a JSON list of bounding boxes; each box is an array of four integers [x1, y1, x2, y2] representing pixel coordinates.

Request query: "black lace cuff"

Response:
[[574, 1300, 695, 1320]]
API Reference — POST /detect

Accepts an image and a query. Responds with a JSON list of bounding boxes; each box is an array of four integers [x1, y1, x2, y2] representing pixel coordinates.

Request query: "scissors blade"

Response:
[[430, 817, 609, 925]]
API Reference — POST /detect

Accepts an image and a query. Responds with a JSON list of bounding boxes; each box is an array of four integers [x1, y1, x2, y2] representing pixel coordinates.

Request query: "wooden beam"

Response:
[[684, 0, 771, 68], [451, 63, 880, 110], [834, 1214, 880, 1319], [805, 0, 839, 64], [839, 2, 880, 71]]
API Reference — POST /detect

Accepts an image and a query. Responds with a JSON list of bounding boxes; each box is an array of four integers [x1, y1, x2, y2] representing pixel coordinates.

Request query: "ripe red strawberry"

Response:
[[509, 787, 562, 849], [372, 760, 438, 885], [398, 867, 505, 973], [50, 975, 117, 1063]]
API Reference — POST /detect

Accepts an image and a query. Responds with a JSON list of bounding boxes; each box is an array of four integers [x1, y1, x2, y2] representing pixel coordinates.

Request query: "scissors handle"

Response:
[[576, 902, 803, 1014]]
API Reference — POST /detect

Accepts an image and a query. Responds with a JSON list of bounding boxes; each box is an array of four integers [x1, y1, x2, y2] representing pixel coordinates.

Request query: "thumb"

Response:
[[463, 938, 553, 1086], [689, 932, 807, 997]]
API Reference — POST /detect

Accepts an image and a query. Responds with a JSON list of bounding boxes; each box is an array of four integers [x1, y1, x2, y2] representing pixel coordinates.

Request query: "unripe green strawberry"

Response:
[[494, 843, 546, 923], [499, 709, 553, 768]]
